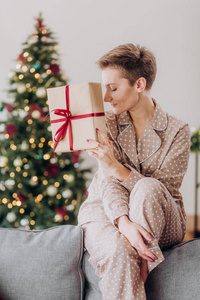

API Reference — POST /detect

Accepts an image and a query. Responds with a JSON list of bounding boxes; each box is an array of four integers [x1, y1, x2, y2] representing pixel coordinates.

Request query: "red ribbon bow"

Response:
[[50, 85, 104, 152]]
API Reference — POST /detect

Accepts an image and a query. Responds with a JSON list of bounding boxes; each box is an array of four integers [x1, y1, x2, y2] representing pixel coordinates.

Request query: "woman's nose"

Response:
[[103, 91, 112, 103]]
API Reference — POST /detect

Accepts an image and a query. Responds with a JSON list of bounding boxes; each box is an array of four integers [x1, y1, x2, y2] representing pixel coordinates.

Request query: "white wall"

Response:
[[1, 0, 200, 215]]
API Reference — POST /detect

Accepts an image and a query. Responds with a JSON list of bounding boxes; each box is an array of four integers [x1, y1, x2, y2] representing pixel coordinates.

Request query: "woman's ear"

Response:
[[136, 77, 146, 92]]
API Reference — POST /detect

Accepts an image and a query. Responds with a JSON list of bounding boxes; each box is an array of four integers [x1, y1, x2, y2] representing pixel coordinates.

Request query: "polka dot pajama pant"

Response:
[[82, 178, 186, 300]]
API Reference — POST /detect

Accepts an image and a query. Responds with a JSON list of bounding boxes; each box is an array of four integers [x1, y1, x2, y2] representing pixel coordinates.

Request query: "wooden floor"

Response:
[[184, 215, 200, 240]]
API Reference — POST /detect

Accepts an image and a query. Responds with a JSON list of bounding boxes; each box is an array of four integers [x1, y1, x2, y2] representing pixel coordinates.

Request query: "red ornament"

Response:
[[49, 63, 60, 76], [36, 18, 46, 29], [17, 191, 27, 203], [16, 53, 25, 64], [54, 206, 67, 219], [5, 104, 13, 112], [72, 151, 81, 164], [5, 123, 18, 138], [45, 163, 60, 178]]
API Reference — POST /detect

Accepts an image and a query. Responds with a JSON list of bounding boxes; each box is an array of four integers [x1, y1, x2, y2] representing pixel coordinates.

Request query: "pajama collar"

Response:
[[106, 99, 168, 171]]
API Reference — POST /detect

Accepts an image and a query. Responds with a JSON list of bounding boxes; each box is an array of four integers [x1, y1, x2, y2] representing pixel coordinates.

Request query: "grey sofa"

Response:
[[0, 225, 199, 300]]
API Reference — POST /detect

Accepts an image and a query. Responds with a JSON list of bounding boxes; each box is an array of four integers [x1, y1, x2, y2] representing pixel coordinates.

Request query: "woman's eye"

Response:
[[111, 88, 117, 92]]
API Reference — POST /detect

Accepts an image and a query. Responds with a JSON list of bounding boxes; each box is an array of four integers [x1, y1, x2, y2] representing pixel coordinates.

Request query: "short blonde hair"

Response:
[[96, 43, 157, 90]]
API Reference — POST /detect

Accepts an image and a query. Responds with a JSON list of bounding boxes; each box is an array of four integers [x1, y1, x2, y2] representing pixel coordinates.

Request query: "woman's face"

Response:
[[102, 67, 140, 115]]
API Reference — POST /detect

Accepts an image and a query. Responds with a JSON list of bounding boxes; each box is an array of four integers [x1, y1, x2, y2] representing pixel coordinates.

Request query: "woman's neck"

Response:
[[129, 93, 155, 128]]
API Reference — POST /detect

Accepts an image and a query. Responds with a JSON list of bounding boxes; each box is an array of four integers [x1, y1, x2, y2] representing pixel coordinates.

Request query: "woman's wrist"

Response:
[[116, 215, 130, 233], [111, 161, 131, 182]]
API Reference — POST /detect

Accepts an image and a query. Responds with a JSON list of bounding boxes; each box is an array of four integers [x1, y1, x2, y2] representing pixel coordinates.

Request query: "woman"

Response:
[[78, 43, 190, 299]]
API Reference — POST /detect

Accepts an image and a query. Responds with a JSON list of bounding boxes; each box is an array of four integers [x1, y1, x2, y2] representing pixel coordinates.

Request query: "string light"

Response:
[[46, 69, 51, 75], [18, 74, 24, 80], [64, 215, 69, 221], [10, 144, 17, 150], [23, 52, 29, 57], [43, 180, 48, 185], [38, 143, 44, 148], [34, 73, 40, 79], [23, 158, 28, 163], [54, 182, 60, 187], [30, 212, 35, 217], [40, 137, 45, 142], [8, 203, 13, 209], [32, 86, 37, 91], [44, 154, 50, 160], [16, 201, 22, 207], [28, 120, 33, 125], [38, 78, 43, 84], [56, 194, 62, 199], [29, 138, 35, 143], [24, 106, 30, 111], [10, 172, 15, 177], [16, 64, 21, 69], [31, 144, 36, 149], [30, 220, 35, 226], [22, 66, 28, 72], [16, 167, 21, 172], [5, 134, 9, 139], [63, 174, 68, 180], [2, 198, 8, 204], [18, 183, 23, 188], [23, 172, 28, 177], [25, 83, 30, 89], [27, 57, 33, 62], [24, 98, 29, 103], [20, 208, 25, 214]]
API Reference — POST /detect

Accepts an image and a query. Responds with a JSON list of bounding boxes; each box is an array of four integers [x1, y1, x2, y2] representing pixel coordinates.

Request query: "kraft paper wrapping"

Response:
[[47, 82, 107, 152]]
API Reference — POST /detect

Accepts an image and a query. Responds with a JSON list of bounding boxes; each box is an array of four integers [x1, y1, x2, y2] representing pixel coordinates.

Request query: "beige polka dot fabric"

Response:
[[78, 99, 190, 299]]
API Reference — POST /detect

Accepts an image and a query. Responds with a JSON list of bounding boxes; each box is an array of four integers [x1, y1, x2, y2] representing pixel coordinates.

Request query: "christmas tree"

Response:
[[0, 13, 90, 230]]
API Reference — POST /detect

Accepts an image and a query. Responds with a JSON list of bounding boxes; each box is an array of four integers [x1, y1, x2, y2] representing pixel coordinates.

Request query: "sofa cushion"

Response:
[[145, 238, 200, 300], [0, 225, 84, 300], [83, 238, 200, 300]]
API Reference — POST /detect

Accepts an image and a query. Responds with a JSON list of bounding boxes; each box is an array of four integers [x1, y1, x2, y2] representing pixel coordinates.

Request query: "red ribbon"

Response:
[[50, 85, 105, 152]]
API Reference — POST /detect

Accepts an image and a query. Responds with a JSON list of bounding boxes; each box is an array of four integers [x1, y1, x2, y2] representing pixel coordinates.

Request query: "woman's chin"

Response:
[[111, 107, 124, 115]]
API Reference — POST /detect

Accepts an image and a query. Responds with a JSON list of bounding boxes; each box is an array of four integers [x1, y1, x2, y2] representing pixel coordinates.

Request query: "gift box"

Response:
[[47, 82, 107, 152]]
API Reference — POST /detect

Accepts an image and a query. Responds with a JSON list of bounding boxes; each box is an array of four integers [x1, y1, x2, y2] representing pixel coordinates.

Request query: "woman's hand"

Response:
[[85, 128, 117, 172], [117, 215, 158, 262], [85, 128, 130, 181]]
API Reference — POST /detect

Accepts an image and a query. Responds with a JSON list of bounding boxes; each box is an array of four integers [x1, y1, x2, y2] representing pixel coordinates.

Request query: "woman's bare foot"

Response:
[[140, 259, 149, 283]]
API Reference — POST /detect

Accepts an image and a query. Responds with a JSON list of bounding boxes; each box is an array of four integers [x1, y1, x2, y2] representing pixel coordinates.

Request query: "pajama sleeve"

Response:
[[118, 124, 191, 198], [98, 168, 130, 224]]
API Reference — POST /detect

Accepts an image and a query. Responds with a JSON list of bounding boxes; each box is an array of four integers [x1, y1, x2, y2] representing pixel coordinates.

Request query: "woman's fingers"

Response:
[[96, 128, 109, 145], [86, 139, 104, 150], [139, 226, 155, 242], [138, 242, 158, 261]]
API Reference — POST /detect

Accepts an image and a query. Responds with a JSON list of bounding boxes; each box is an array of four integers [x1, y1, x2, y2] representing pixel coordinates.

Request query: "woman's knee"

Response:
[[130, 177, 166, 201]]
